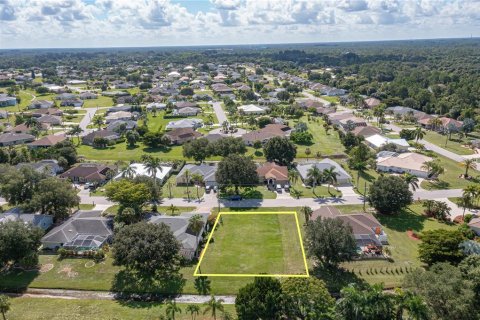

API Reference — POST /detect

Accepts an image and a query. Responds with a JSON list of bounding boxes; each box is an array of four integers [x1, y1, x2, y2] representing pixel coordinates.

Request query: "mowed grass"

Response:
[[423, 131, 474, 155], [7, 297, 236, 320], [295, 116, 345, 157], [197, 213, 307, 275], [420, 154, 475, 190]]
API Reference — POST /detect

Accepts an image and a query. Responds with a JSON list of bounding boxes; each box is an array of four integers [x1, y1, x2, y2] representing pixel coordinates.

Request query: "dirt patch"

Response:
[[85, 261, 95, 268], [39, 263, 54, 273], [57, 265, 78, 278], [407, 230, 420, 240]]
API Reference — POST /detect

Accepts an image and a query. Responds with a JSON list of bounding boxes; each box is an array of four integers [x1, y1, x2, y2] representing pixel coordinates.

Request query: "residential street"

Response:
[[78, 107, 100, 136], [211, 101, 228, 124], [418, 139, 465, 162]]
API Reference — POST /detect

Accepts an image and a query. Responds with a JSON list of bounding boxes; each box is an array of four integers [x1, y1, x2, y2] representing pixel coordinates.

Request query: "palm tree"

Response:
[[121, 165, 136, 179], [25, 116, 38, 128], [191, 173, 204, 200], [457, 194, 473, 219], [322, 166, 339, 193], [394, 288, 429, 320], [143, 156, 162, 189], [462, 159, 477, 178], [203, 296, 224, 320], [68, 124, 83, 145], [300, 206, 313, 224], [189, 214, 205, 257], [403, 173, 419, 191], [92, 115, 104, 130], [185, 304, 200, 320], [184, 169, 192, 202], [414, 126, 425, 142], [351, 161, 367, 188], [165, 300, 181, 320], [288, 169, 299, 186], [463, 185, 480, 207], [428, 117, 442, 132], [306, 166, 322, 195], [207, 114, 214, 128], [168, 204, 179, 216], [0, 295, 10, 320], [305, 148, 311, 160]]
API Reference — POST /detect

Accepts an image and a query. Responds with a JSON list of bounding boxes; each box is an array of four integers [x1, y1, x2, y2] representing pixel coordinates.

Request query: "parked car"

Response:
[[284, 184, 290, 192], [276, 184, 282, 192], [213, 186, 218, 193], [205, 186, 211, 193]]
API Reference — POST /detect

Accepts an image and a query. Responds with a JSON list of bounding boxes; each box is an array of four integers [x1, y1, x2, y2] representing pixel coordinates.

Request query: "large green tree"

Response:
[[368, 175, 413, 214], [306, 217, 357, 267], [112, 222, 180, 276], [236, 277, 285, 320], [0, 220, 43, 268], [263, 136, 297, 166], [418, 229, 465, 265], [282, 277, 335, 320], [210, 137, 247, 157], [215, 154, 258, 194], [183, 138, 211, 162], [105, 179, 151, 215]]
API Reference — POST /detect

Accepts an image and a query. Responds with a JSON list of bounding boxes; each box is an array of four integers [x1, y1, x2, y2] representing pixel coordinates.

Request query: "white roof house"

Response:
[[114, 163, 173, 182], [238, 104, 266, 114], [365, 134, 410, 151], [168, 71, 181, 78], [376, 152, 433, 178], [165, 118, 203, 130]]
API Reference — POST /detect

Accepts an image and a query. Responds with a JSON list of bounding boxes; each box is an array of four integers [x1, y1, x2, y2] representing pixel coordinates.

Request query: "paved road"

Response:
[[418, 139, 465, 162], [211, 101, 228, 124], [78, 108, 99, 136], [301, 91, 332, 106], [3, 288, 236, 304]]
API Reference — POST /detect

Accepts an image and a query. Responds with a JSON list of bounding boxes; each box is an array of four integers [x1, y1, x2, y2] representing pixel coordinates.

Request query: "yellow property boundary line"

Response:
[[193, 211, 310, 277]]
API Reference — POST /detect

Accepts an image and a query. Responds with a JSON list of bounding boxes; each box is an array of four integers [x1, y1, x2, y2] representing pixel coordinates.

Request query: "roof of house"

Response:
[[175, 101, 197, 109], [256, 162, 288, 180], [0, 207, 53, 230], [114, 163, 172, 181], [311, 206, 342, 220], [365, 134, 410, 148], [28, 134, 66, 147], [38, 115, 62, 124], [238, 104, 265, 113], [242, 124, 290, 142], [175, 107, 200, 114], [364, 97, 381, 108], [82, 130, 120, 143], [59, 163, 112, 180], [165, 128, 202, 140], [203, 133, 224, 143], [376, 152, 433, 172], [177, 164, 217, 183], [165, 118, 203, 130], [352, 126, 381, 137], [296, 159, 352, 182], [0, 132, 35, 144], [42, 210, 113, 247]]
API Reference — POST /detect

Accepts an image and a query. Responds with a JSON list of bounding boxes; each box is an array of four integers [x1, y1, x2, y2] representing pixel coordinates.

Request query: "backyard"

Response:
[[196, 212, 308, 276]]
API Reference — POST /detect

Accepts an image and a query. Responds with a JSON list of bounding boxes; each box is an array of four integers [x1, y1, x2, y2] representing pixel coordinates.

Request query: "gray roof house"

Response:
[[0, 94, 17, 107], [0, 207, 53, 230], [148, 212, 209, 259], [173, 107, 200, 117], [297, 159, 352, 186], [0, 132, 35, 146], [106, 120, 137, 132], [41, 210, 113, 250], [176, 164, 218, 187], [16, 159, 63, 176], [166, 118, 203, 130]]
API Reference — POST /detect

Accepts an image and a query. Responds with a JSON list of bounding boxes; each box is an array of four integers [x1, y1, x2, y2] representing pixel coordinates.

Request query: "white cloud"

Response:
[[0, 0, 478, 48]]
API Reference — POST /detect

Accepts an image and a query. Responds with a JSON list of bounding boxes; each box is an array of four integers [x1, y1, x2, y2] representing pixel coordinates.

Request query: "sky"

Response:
[[0, 0, 479, 49]]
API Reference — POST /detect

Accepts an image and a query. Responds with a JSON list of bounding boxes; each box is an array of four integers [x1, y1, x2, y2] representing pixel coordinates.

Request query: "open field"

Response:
[[196, 212, 307, 276], [420, 154, 474, 190], [7, 298, 236, 320], [423, 131, 474, 155], [82, 96, 114, 108]]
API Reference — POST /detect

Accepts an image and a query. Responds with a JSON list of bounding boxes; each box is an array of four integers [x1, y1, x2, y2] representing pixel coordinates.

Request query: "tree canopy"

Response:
[[368, 175, 413, 214]]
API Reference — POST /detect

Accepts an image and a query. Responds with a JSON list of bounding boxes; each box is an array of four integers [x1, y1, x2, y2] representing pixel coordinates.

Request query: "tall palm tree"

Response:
[[462, 159, 477, 178], [300, 206, 313, 224], [414, 126, 425, 142], [189, 214, 205, 257], [403, 173, 419, 191], [351, 161, 367, 188], [92, 115, 104, 130], [184, 169, 192, 202], [463, 185, 480, 207], [68, 124, 83, 145], [0, 295, 10, 320], [428, 117, 442, 132], [203, 296, 224, 320], [185, 304, 200, 320], [168, 204, 179, 216], [306, 166, 322, 195], [121, 165, 136, 179], [165, 300, 181, 320], [142, 156, 162, 189], [25, 116, 38, 128], [457, 194, 473, 219], [191, 173, 204, 200], [394, 288, 429, 320], [322, 166, 339, 193]]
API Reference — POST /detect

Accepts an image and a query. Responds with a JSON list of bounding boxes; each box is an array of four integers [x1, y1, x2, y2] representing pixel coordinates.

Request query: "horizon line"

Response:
[[0, 35, 478, 51]]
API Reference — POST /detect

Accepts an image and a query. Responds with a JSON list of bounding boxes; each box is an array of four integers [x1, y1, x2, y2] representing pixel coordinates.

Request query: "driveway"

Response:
[[210, 101, 228, 124], [78, 108, 99, 136]]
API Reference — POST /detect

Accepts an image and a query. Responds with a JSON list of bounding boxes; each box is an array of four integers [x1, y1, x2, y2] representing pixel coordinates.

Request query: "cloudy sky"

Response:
[[0, 0, 479, 49]]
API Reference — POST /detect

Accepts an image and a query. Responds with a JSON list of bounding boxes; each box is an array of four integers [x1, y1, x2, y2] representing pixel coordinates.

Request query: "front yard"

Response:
[[423, 131, 475, 155]]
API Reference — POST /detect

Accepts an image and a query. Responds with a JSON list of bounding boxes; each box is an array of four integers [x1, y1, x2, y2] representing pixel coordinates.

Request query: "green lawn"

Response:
[[290, 179, 341, 198], [104, 205, 197, 216], [78, 204, 95, 211], [7, 298, 236, 320], [220, 185, 277, 199], [197, 213, 307, 275], [162, 175, 205, 200], [82, 96, 114, 108], [420, 154, 475, 190], [320, 95, 340, 103], [423, 131, 474, 155]]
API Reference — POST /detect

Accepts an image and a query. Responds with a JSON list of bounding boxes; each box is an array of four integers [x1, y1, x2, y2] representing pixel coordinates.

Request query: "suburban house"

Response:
[[176, 164, 218, 187], [105, 111, 133, 123], [312, 206, 388, 248], [41, 210, 113, 250], [173, 107, 200, 117], [351, 126, 382, 138], [7, 123, 49, 134], [419, 116, 463, 131], [256, 162, 289, 187], [60, 99, 84, 107], [0, 132, 35, 146], [296, 159, 352, 186], [82, 130, 121, 146], [164, 128, 202, 145], [165, 118, 203, 130], [79, 92, 98, 100], [365, 134, 410, 151], [16, 159, 63, 176], [38, 115, 62, 125], [0, 110, 9, 119], [376, 151, 433, 178], [242, 124, 291, 146], [148, 212, 209, 259], [114, 163, 172, 183], [175, 101, 197, 109], [30, 108, 63, 117], [59, 163, 115, 184], [363, 97, 381, 109], [0, 207, 53, 230], [106, 119, 137, 132], [0, 94, 17, 107], [238, 104, 266, 115], [107, 105, 132, 113], [28, 134, 67, 148], [146, 102, 166, 111], [28, 100, 54, 109]]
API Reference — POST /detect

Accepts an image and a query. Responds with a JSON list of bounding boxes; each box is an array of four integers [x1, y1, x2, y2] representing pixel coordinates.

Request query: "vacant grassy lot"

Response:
[[162, 175, 205, 200], [420, 154, 474, 190], [7, 298, 236, 320], [82, 95, 114, 108], [423, 131, 474, 155], [197, 213, 307, 275]]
